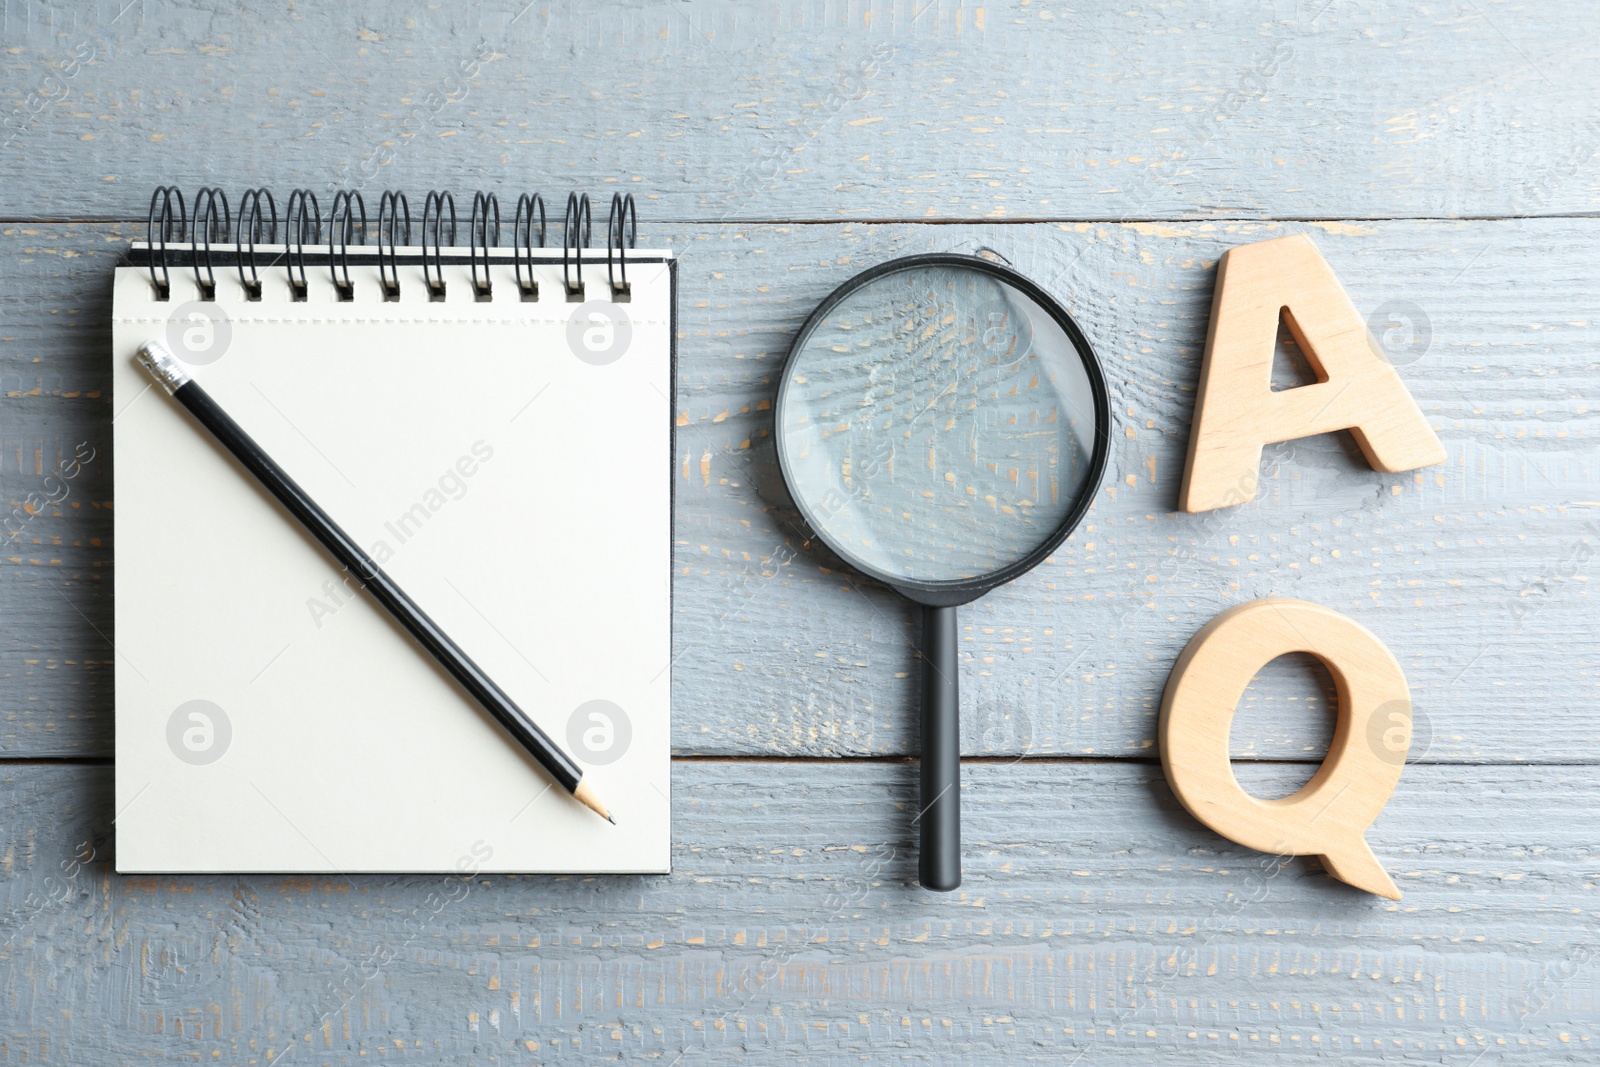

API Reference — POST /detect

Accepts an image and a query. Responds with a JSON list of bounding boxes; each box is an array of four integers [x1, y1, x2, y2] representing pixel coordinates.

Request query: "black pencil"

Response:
[[135, 338, 614, 825]]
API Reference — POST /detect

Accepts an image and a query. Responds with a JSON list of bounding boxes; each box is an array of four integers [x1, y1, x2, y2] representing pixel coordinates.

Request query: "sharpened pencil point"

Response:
[[573, 778, 613, 824]]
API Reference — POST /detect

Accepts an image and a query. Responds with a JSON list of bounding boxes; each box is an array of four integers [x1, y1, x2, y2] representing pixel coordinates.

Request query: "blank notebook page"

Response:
[[112, 249, 672, 873]]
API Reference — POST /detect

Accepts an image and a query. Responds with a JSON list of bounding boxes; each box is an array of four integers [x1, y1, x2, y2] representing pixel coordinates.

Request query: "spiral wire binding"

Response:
[[235, 188, 278, 301], [512, 193, 547, 301], [422, 190, 457, 300], [285, 190, 322, 300], [191, 187, 231, 300], [607, 193, 637, 301], [145, 185, 187, 300], [139, 187, 630, 303], [469, 192, 500, 300], [377, 191, 411, 301], [329, 191, 368, 301], [563, 192, 591, 300]]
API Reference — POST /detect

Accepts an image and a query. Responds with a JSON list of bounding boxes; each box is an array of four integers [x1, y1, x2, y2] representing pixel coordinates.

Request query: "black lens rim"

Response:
[[774, 252, 1113, 608]]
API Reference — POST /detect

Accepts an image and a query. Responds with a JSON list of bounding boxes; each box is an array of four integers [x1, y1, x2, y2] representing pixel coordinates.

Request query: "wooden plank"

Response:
[[0, 1, 1597, 222], [0, 761, 1595, 1062], [2, 218, 1595, 761], [0, 222, 116, 757]]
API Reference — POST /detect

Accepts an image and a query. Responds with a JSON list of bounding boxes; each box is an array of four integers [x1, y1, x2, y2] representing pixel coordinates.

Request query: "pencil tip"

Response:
[[572, 778, 614, 824]]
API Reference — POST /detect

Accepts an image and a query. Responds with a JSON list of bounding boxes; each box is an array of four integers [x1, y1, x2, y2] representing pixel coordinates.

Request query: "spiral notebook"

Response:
[[112, 189, 673, 874]]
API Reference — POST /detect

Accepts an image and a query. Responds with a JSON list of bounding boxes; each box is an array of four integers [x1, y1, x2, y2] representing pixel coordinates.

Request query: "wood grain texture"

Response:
[[1, 762, 1596, 1063], [1, 217, 1594, 762], [2, 6, 1597, 1054], [633, 215, 1600, 765], [0, 1, 1597, 222]]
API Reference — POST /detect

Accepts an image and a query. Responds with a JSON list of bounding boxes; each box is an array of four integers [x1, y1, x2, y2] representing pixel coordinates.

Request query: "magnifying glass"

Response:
[[775, 253, 1111, 891]]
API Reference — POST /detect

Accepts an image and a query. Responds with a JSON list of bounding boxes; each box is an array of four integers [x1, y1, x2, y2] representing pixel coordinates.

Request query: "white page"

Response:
[[112, 249, 672, 873]]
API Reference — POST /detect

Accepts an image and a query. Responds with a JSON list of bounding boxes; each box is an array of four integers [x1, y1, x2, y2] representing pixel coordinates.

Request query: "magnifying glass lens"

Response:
[[780, 262, 1100, 586]]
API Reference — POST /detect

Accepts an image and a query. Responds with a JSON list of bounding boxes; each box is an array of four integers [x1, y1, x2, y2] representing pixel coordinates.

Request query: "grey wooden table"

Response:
[[2, 1, 1597, 1062]]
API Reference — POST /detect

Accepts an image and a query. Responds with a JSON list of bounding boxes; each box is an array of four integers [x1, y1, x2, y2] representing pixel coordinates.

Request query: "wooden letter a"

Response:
[[1179, 234, 1446, 513]]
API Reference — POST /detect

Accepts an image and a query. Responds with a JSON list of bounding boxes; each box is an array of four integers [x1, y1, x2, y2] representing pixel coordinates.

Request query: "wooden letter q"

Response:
[[1160, 598, 1413, 899]]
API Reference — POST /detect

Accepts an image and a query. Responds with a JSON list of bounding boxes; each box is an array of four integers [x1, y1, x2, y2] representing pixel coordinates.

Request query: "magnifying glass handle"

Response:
[[918, 603, 961, 891]]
